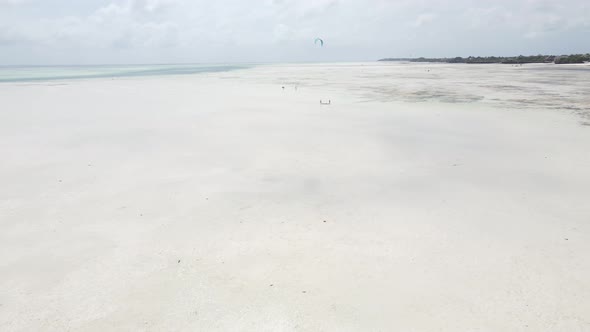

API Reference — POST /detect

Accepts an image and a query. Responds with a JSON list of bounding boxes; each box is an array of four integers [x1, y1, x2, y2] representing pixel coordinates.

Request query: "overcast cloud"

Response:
[[0, 0, 588, 64]]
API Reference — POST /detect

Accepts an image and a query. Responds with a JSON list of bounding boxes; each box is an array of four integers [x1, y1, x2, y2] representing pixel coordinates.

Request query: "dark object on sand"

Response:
[[320, 100, 331, 105]]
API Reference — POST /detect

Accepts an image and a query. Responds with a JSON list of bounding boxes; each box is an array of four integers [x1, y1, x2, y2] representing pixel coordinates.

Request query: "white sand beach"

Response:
[[1, 63, 589, 331]]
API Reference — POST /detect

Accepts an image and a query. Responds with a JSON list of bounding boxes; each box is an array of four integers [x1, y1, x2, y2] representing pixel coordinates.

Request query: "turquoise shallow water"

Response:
[[0, 64, 248, 83]]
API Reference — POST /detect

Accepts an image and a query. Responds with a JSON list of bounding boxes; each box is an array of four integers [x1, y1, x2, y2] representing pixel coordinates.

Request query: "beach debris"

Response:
[[270, 284, 274, 287], [314, 38, 324, 47], [323, 220, 327, 223], [302, 291, 307, 294], [178, 259, 181, 263], [320, 100, 331, 105]]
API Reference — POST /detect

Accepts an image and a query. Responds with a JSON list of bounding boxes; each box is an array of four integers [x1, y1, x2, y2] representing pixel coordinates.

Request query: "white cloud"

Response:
[[413, 13, 437, 27], [136, 0, 179, 13], [273, 23, 292, 42], [94, 3, 131, 18], [0, 0, 30, 5]]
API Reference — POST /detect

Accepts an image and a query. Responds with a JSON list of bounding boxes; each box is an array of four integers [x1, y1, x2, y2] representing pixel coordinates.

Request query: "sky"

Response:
[[0, 0, 589, 65]]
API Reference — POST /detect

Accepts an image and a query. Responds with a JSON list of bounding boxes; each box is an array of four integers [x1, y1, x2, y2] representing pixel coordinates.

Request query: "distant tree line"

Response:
[[379, 54, 590, 64], [554, 54, 590, 64]]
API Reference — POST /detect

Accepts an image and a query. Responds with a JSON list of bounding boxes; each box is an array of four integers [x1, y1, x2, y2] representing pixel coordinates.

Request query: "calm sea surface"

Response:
[[0, 64, 248, 82]]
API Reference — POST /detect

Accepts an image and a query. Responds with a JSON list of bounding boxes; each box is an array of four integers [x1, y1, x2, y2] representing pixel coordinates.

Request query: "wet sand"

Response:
[[1, 63, 589, 331]]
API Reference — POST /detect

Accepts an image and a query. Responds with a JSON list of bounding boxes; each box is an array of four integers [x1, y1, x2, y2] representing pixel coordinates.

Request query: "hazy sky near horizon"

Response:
[[0, 0, 589, 65]]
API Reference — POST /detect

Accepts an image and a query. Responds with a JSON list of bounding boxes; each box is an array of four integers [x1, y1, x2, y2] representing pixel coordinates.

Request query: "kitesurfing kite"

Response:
[[315, 38, 324, 47]]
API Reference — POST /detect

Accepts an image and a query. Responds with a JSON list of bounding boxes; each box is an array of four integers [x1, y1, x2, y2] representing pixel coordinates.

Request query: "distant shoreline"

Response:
[[379, 54, 590, 65]]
